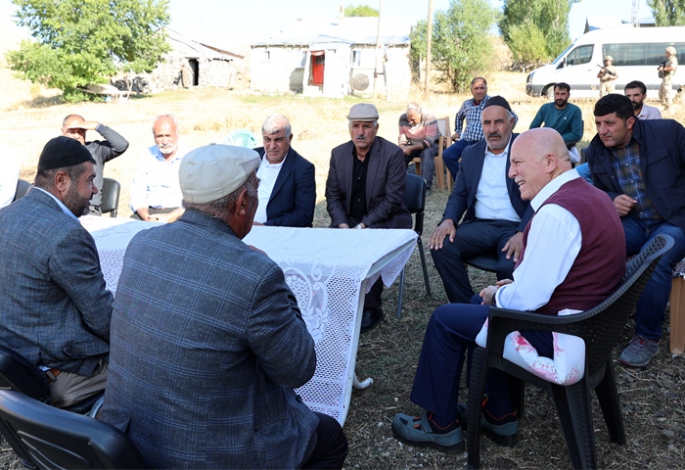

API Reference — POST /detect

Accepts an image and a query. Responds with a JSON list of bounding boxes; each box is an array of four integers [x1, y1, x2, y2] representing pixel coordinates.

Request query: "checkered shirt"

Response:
[[611, 140, 662, 220], [454, 95, 518, 141]]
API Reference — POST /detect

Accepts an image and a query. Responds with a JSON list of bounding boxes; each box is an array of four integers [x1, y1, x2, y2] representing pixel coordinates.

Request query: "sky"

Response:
[[1, 0, 652, 48]]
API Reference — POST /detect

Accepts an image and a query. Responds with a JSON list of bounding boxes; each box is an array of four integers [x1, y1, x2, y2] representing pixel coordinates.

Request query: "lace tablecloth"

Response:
[[82, 217, 417, 425]]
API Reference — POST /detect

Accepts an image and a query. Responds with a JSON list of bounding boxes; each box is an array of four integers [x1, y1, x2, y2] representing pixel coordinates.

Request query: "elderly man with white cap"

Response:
[[100, 144, 347, 470], [326, 103, 412, 332]]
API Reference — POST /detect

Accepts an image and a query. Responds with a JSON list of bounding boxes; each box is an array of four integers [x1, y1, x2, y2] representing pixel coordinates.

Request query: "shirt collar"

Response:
[[34, 187, 80, 221], [531, 169, 580, 212]]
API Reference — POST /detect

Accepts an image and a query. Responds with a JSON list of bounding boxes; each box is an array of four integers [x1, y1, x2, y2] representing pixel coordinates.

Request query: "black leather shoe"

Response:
[[361, 307, 384, 333]]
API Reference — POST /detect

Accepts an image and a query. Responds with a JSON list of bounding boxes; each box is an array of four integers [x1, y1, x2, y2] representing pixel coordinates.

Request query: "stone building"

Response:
[[250, 17, 412, 99]]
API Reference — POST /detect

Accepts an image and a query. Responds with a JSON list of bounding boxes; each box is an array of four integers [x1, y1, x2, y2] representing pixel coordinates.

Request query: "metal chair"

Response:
[[466, 234, 674, 469], [13, 179, 32, 202], [0, 390, 146, 469], [100, 178, 121, 218], [396, 173, 431, 319], [222, 129, 259, 148]]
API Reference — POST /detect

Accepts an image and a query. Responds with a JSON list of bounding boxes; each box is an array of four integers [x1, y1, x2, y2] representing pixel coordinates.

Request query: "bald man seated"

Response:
[[392, 128, 626, 453]]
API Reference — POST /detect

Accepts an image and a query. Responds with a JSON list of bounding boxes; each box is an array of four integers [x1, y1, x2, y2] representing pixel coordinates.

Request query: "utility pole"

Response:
[[631, 0, 640, 27], [372, 0, 385, 99], [424, 0, 433, 100]]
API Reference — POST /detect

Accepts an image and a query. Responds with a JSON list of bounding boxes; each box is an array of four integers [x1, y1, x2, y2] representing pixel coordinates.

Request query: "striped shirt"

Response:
[[611, 140, 661, 220]]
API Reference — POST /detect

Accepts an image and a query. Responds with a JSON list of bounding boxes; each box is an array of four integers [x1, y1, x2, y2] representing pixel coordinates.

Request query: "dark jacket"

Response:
[[0, 189, 112, 376], [586, 117, 685, 233], [441, 135, 533, 232], [326, 136, 411, 229], [254, 147, 316, 227]]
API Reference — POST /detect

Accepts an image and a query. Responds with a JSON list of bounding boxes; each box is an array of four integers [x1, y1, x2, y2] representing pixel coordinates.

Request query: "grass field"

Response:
[[1, 58, 685, 469]]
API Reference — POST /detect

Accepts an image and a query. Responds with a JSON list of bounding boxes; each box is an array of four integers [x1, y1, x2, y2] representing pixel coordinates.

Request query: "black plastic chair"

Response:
[[0, 390, 146, 469], [396, 173, 431, 319], [466, 234, 673, 470], [101, 177, 121, 217], [13, 179, 32, 202], [0, 345, 102, 415], [463, 253, 498, 273]]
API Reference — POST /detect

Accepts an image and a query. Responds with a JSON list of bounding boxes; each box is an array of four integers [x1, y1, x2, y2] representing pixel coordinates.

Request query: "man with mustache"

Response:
[[529, 82, 584, 163], [625, 80, 662, 120], [430, 96, 533, 304], [326, 103, 412, 332], [0, 137, 112, 408], [586, 93, 685, 367], [129, 114, 186, 222]]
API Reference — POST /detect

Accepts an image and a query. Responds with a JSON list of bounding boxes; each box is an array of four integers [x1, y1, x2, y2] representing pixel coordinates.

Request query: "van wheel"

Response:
[[545, 86, 556, 100]]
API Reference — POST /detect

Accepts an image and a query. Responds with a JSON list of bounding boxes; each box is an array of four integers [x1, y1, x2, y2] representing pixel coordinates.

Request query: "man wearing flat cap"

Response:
[[326, 103, 412, 332], [0, 136, 113, 408], [100, 144, 347, 470], [429, 96, 533, 304]]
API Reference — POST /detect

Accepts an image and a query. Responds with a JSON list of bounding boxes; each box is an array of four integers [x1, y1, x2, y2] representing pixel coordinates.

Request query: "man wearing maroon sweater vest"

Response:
[[392, 128, 626, 453]]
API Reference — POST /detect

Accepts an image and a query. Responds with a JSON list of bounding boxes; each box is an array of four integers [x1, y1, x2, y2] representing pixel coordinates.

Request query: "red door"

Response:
[[311, 51, 325, 85]]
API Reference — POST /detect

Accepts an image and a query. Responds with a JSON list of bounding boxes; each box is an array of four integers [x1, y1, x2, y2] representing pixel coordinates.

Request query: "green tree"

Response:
[[648, 0, 685, 26], [344, 4, 379, 17], [411, 0, 499, 92], [500, 0, 575, 65], [6, 0, 170, 101], [507, 22, 548, 67]]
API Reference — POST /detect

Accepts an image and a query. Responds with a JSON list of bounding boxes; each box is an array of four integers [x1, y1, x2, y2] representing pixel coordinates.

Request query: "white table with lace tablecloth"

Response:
[[81, 216, 417, 425]]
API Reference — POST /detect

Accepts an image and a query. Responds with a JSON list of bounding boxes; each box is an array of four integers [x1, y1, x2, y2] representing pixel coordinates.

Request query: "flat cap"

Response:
[[347, 103, 379, 121], [179, 144, 260, 204], [482, 95, 512, 113], [37, 136, 95, 171]]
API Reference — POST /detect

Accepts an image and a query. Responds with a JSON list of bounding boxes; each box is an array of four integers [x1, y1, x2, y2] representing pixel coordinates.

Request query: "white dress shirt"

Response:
[[474, 143, 521, 223], [637, 104, 662, 120], [495, 169, 583, 310], [129, 146, 186, 212], [254, 155, 286, 224], [1, 150, 20, 209]]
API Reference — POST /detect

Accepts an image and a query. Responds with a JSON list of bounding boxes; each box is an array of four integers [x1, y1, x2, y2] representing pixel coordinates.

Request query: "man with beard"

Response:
[[61, 114, 129, 216], [530, 82, 584, 163], [130, 114, 186, 222], [0, 137, 112, 408], [429, 96, 533, 304], [625, 80, 662, 120]]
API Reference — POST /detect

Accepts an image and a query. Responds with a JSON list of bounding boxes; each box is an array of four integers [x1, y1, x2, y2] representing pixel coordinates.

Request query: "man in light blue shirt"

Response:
[[129, 114, 186, 222]]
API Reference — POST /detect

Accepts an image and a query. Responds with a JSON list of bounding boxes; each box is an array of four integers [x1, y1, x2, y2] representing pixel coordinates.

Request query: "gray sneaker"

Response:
[[392, 412, 464, 453], [619, 335, 659, 367]]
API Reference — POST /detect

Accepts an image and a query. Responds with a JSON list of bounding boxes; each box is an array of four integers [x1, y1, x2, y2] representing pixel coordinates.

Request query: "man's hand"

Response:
[[451, 132, 460, 142], [479, 285, 498, 306], [248, 245, 267, 255], [400, 144, 412, 156], [252, 221, 264, 226], [613, 194, 637, 217], [69, 121, 100, 131], [501, 232, 524, 262], [150, 208, 184, 223], [338, 223, 350, 229], [429, 219, 456, 250]]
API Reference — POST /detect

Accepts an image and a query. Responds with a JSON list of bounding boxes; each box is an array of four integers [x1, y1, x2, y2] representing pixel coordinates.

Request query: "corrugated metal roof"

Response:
[[167, 28, 243, 60]]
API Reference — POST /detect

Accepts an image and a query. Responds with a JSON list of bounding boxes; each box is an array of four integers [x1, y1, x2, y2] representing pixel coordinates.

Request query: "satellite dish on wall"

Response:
[[351, 73, 370, 91]]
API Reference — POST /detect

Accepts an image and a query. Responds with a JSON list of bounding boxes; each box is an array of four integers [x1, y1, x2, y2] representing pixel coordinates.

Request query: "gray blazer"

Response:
[[0, 189, 112, 376], [99, 209, 318, 469], [326, 136, 412, 228]]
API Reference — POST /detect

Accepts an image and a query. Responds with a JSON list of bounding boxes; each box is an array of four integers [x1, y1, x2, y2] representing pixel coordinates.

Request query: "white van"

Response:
[[526, 25, 684, 99]]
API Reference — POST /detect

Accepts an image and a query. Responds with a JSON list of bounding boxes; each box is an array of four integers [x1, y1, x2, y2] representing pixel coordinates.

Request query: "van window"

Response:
[[604, 43, 685, 66], [566, 45, 593, 66]]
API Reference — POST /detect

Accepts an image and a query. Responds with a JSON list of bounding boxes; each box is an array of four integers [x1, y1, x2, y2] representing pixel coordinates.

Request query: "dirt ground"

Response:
[[1, 40, 685, 469]]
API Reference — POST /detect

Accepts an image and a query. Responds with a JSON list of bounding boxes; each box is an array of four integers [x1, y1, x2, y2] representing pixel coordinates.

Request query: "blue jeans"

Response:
[[622, 216, 685, 340], [442, 139, 478, 181]]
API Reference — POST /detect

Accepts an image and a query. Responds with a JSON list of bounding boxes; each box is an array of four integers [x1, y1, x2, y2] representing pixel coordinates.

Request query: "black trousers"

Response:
[[301, 412, 348, 469], [431, 219, 519, 303]]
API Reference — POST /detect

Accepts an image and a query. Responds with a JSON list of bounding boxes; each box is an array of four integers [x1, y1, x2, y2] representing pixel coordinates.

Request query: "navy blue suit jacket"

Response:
[[440, 135, 533, 232], [255, 147, 316, 228], [586, 117, 685, 234]]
